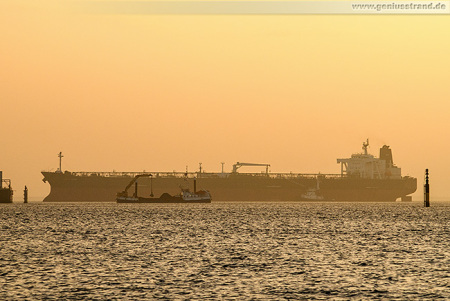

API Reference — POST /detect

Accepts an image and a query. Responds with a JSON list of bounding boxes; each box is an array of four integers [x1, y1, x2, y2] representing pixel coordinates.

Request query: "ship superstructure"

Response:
[[0, 171, 13, 203], [337, 139, 401, 179], [42, 141, 417, 202]]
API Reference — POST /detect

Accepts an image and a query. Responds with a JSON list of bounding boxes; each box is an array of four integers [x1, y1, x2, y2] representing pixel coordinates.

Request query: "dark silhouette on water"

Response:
[[24, 186, 28, 203], [116, 174, 211, 203], [42, 141, 417, 202], [424, 169, 430, 207], [0, 171, 13, 203]]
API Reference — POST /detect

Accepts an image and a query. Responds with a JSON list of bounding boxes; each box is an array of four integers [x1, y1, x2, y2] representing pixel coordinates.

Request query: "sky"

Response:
[[1, 1, 450, 201]]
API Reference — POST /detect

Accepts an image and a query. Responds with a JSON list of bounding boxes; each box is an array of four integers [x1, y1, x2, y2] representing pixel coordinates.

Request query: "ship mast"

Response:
[[58, 152, 64, 173], [362, 139, 369, 155]]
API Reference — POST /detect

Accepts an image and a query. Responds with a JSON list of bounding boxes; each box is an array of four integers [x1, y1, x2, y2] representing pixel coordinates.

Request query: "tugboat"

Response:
[[0, 171, 13, 203], [300, 176, 335, 202], [116, 174, 212, 203]]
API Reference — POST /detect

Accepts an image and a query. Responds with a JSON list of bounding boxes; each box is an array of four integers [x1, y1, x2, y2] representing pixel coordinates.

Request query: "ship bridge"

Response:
[[337, 140, 402, 179]]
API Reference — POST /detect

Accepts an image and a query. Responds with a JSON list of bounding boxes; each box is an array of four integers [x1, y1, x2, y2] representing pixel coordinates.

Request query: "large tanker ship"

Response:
[[42, 141, 417, 202]]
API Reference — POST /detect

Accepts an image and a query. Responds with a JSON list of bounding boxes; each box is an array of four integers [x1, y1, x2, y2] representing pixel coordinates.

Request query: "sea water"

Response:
[[0, 202, 449, 300]]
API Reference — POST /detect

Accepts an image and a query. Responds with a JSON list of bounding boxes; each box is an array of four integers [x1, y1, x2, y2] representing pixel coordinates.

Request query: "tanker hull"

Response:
[[42, 172, 417, 202]]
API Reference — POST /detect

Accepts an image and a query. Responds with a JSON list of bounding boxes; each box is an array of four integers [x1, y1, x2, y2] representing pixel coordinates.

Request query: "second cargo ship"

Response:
[[42, 141, 417, 202], [0, 171, 13, 203]]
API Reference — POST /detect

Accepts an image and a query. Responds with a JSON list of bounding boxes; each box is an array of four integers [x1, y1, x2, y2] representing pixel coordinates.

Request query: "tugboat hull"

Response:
[[117, 197, 211, 204], [117, 192, 211, 204]]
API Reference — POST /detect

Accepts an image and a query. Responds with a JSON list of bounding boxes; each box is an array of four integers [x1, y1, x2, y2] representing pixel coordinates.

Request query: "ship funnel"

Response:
[[379, 145, 394, 167]]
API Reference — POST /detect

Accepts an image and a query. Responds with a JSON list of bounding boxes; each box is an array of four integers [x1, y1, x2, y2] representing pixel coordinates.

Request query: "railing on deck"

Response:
[[54, 170, 344, 180], [44, 170, 414, 180]]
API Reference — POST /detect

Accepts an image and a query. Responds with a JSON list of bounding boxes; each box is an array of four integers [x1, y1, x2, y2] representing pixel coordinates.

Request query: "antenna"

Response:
[[58, 152, 64, 173]]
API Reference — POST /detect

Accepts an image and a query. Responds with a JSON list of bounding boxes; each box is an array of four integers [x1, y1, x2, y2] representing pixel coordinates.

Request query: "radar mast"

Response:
[[362, 139, 369, 155]]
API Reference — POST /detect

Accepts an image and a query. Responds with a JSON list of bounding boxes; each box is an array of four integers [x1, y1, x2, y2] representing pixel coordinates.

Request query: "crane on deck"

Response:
[[117, 174, 153, 198], [232, 162, 270, 174]]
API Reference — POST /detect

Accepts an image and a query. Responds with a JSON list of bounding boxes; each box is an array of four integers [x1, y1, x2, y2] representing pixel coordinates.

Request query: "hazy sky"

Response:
[[1, 1, 450, 200]]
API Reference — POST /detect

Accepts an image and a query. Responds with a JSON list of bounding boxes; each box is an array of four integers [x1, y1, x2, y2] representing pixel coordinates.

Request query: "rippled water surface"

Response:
[[1, 202, 449, 300]]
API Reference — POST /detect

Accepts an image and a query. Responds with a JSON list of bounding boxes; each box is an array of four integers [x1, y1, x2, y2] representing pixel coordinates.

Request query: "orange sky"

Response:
[[1, 1, 450, 200]]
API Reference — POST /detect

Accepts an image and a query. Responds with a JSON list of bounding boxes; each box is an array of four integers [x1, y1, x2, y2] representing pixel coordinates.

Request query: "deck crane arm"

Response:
[[118, 173, 152, 197], [232, 162, 271, 174]]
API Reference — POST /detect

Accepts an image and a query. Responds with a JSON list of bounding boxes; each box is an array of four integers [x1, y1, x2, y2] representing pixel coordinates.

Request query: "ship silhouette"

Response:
[[42, 141, 417, 202]]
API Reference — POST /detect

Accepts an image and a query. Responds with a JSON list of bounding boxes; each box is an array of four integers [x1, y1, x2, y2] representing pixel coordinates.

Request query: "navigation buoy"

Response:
[[424, 169, 430, 207], [24, 186, 28, 203]]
